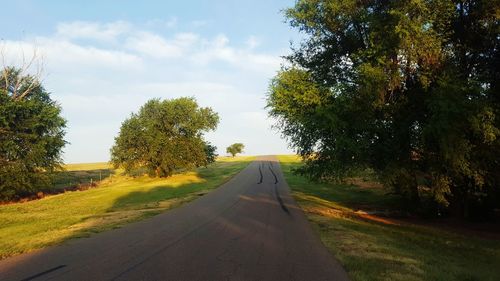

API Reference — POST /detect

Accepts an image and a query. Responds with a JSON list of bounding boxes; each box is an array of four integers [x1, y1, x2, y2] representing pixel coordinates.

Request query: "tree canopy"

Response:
[[226, 143, 244, 157], [110, 97, 219, 177], [0, 67, 67, 201], [268, 0, 499, 217]]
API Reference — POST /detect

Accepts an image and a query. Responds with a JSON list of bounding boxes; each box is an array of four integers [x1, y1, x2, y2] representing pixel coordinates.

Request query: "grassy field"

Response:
[[0, 156, 254, 259], [278, 155, 500, 281]]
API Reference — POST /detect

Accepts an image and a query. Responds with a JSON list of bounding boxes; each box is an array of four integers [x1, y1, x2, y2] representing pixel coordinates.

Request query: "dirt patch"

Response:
[[302, 203, 500, 240]]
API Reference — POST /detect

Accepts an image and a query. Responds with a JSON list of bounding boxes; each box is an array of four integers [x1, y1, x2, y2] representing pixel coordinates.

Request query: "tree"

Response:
[[110, 97, 219, 177], [204, 142, 218, 165], [0, 67, 66, 201], [226, 143, 244, 157], [268, 0, 500, 217]]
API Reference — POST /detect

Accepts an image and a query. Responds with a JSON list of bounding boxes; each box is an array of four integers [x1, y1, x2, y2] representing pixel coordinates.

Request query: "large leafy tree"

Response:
[[268, 0, 499, 217], [110, 97, 219, 177], [0, 67, 67, 200]]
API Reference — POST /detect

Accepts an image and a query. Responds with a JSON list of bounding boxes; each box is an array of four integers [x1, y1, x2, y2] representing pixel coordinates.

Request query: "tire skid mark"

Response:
[[274, 184, 289, 214], [20, 265, 66, 281], [268, 165, 278, 184], [258, 163, 263, 184], [268, 165, 289, 214]]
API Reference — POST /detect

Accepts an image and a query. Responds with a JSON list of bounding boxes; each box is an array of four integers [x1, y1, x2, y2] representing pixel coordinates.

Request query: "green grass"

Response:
[[0, 156, 254, 259], [278, 155, 500, 281]]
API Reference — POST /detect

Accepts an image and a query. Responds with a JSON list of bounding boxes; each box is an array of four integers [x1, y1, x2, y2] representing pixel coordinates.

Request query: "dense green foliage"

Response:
[[226, 143, 245, 157], [0, 67, 66, 201], [110, 97, 219, 177], [204, 142, 218, 165], [268, 0, 500, 217]]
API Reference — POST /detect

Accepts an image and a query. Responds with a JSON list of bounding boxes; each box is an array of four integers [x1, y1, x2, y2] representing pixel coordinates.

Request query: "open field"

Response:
[[63, 162, 113, 171], [278, 155, 500, 281], [0, 156, 254, 259]]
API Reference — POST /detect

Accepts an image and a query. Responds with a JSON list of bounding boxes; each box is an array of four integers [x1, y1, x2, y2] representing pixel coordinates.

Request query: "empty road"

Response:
[[0, 156, 348, 281]]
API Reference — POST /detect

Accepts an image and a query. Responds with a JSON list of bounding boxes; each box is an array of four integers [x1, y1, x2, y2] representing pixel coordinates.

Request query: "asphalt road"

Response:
[[0, 156, 349, 281]]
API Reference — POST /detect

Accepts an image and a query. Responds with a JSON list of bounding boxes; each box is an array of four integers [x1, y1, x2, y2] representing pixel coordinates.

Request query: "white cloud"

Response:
[[56, 21, 131, 42], [145, 17, 178, 29], [246, 36, 261, 49], [42, 39, 142, 70], [125, 32, 199, 59], [125, 31, 184, 58], [190, 34, 281, 75], [190, 20, 209, 28]]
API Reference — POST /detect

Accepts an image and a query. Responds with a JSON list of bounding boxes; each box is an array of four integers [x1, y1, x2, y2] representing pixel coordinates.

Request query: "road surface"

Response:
[[0, 156, 348, 281]]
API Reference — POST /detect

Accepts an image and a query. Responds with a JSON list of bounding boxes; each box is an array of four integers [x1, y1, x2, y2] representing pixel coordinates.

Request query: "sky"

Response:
[[1, 0, 302, 163]]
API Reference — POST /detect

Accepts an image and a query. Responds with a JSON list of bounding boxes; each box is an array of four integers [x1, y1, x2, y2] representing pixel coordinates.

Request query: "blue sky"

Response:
[[1, 0, 300, 162]]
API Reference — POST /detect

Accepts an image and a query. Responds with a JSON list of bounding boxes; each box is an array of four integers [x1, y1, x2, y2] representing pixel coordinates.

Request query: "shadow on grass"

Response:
[[102, 160, 254, 228], [279, 161, 401, 212], [108, 179, 207, 212], [312, 213, 500, 281], [278, 156, 500, 281]]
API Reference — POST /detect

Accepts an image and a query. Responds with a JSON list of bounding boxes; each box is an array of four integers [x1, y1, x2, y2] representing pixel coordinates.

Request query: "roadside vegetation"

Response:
[[111, 97, 219, 177], [0, 67, 66, 201], [279, 155, 500, 281], [1, 69, 222, 203], [0, 156, 254, 259]]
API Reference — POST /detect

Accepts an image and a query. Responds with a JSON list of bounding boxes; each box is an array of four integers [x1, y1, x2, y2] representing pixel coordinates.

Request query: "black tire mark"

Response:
[[268, 165, 289, 214], [258, 164, 263, 184], [20, 265, 66, 281], [268, 166, 278, 184], [274, 185, 290, 214]]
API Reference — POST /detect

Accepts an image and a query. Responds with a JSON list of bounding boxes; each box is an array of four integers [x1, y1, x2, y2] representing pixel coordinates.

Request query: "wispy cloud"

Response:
[[145, 17, 178, 29], [56, 21, 131, 42]]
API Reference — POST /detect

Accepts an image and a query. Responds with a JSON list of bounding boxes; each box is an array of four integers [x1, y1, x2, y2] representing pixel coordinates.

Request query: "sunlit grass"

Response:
[[63, 162, 112, 171], [0, 156, 255, 259], [278, 155, 500, 281]]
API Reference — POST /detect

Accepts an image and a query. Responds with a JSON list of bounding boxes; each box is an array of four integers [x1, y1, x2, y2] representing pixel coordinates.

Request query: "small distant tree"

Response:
[[0, 67, 66, 201], [110, 97, 219, 177], [204, 142, 218, 165], [226, 143, 244, 157]]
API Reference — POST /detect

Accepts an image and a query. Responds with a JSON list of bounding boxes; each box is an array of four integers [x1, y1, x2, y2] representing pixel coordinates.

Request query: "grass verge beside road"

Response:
[[0, 156, 254, 259], [278, 155, 500, 281]]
